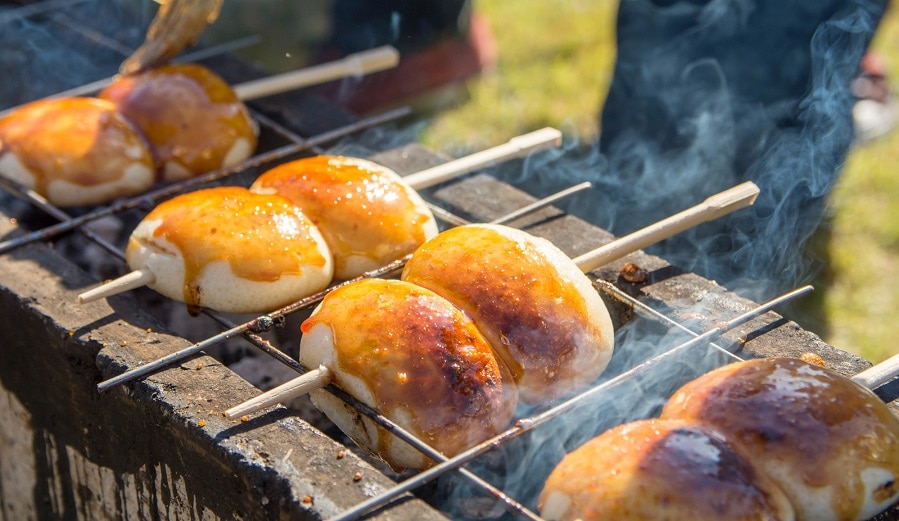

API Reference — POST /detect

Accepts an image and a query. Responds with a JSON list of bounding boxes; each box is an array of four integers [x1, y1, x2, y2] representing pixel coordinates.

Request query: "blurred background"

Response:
[[439, 1, 899, 366], [202, 0, 899, 364]]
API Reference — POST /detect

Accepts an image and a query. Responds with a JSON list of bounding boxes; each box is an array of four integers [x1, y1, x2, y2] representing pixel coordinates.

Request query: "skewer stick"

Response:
[[77, 269, 155, 304], [404, 128, 562, 190], [232, 46, 399, 101], [225, 365, 332, 419], [852, 353, 899, 390], [226, 181, 762, 418], [75, 129, 563, 304], [573, 181, 760, 272]]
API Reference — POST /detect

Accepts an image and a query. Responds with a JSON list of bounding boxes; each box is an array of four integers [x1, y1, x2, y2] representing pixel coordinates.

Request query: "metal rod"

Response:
[[0, 0, 89, 25], [95, 182, 595, 391], [49, 11, 134, 56], [427, 181, 593, 228], [594, 279, 743, 363], [490, 181, 592, 225], [1, 35, 263, 109], [0, 107, 411, 255], [329, 285, 815, 521], [0, 176, 124, 259]]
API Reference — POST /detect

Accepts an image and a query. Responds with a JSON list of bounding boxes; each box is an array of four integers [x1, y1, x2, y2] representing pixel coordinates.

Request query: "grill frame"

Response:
[[1, 1, 897, 519]]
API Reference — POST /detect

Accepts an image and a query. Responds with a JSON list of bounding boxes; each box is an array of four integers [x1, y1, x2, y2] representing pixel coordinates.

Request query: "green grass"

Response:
[[818, 8, 899, 363], [418, 0, 899, 363], [418, 0, 618, 151]]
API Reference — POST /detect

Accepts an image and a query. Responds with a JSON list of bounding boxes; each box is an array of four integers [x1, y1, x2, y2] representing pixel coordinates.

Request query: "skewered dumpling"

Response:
[[126, 186, 332, 313], [401, 223, 615, 404], [0, 97, 156, 207], [299, 278, 519, 470], [539, 418, 796, 521], [660, 357, 899, 521], [99, 63, 257, 182], [251, 155, 438, 280]]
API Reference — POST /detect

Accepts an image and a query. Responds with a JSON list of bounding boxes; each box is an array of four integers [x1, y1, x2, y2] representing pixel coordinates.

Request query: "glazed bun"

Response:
[[99, 63, 257, 182], [299, 278, 518, 470], [402, 223, 614, 404], [539, 418, 796, 521], [0, 97, 155, 207], [251, 155, 438, 280], [126, 186, 332, 313], [660, 357, 899, 521]]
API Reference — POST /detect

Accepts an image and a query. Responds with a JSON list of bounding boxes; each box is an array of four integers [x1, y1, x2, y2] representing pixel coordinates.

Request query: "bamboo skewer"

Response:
[[224, 181, 761, 420], [77, 269, 155, 304], [233, 46, 399, 101], [852, 353, 899, 390], [76, 128, 563, 305], [403, 127, 563, 189], [573, 181, 760, 272], [227, 366, 333, 419]]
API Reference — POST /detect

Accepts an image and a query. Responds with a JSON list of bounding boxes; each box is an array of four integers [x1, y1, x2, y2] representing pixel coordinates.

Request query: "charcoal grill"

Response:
[[1, 1, 897, 520]]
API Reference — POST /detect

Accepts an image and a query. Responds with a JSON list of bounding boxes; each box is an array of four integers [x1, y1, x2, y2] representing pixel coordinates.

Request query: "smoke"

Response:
[[429, 305, 740, 519], [461, 4, 888, 511], [0, 1, 154, 110], [495, 0, 888, 305]]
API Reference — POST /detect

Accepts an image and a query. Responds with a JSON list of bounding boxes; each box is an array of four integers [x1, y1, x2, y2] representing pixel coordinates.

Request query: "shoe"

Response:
[[852, 51, 898, 143]]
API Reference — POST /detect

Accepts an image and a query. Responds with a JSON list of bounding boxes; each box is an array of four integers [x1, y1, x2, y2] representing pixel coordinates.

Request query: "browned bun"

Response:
[[250, 155, 438, 280], [0, 97, 155, 207], [299, 278, 518, 470], [126, 186, 332, 313], [99, 63, 257, 182], [402, 223, 614, 404], [660, 357, 899, 521], [539, 418, 796, 521]]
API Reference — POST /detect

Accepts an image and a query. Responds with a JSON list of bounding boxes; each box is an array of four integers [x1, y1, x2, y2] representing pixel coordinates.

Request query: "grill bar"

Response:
[[0, 175, 123, 258]]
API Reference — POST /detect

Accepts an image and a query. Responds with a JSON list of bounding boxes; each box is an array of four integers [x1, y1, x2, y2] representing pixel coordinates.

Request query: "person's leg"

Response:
[[596, 0, 889, 298]]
